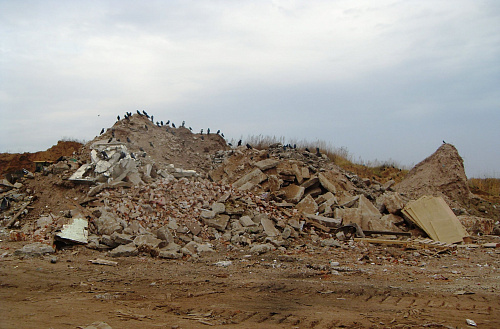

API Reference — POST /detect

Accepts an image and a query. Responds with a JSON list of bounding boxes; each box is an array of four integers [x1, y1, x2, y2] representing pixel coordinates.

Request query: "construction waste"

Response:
[[1, 113, 498, 259]]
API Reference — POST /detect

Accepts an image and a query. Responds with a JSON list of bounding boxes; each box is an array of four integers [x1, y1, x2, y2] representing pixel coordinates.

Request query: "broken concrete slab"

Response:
[[318, 172, 336, 194], [255, 159, 279, 171], [203, 214, 230, 231], [156, 226, 174, 243], [282, 184, 305, 203], [239, 215, 256, 227], [55, 217, 89, 244], [109, 243, 138, 257], [300, 176, 319, 189], [303, 213, 342, 228], [14, 242, 55, 257], [94, 211, 122, 235], [232, 168, 267, 189], [134, 234, 164, 249], [249, 243, 275, 255], [377, 192, 405, 214], [295, 194, 318, 214], [260, 215, 280, 237]]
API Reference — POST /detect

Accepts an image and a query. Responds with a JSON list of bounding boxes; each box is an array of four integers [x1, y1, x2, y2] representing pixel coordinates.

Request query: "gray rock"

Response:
[[203, 214, 230, 231], [239, 215, 256, 227], [134, 234, 164, 249], [156, 226, 174, 243], [254, 159, 279, 171], [111, 232, 134, 245], [321, 238, 341, 248], [211, 202, 226, 214], [109, 243, 138, 257], [101, 235, 119, 248], [260, 215, 280, 237], [282, 226, 292, 239], [14, 242, 55, 257], [94, 211, 122, 235], [158, 250, 183, 259], [232, 168, 267, 189], [200, 209, 216, 220], [250, 243, 275, 255]]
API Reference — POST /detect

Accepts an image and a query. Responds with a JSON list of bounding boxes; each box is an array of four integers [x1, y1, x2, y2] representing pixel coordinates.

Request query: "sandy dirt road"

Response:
[[1, 241, 499, 329]]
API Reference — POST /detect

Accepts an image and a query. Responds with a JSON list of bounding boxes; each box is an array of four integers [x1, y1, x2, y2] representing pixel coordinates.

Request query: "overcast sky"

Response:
[[1, 1, 499, 177]]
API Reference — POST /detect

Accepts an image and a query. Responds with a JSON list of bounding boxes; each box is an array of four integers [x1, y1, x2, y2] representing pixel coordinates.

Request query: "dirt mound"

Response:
[[395, 143, 471, 207], [80, 114, 229, 176], [0, 141, 82, 179]]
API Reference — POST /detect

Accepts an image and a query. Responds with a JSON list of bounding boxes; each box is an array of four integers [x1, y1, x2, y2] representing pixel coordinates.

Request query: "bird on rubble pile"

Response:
[[117, 115, 120, 121], [237, 140, 242, 146], [246, 143, 252, 149], [142, 110, 149, 118], [100, 128, 105, 135], [137, 110, 142, 116]]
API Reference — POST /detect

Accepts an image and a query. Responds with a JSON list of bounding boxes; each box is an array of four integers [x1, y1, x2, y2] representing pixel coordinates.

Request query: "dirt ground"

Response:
[[1, 238, 499, 329]]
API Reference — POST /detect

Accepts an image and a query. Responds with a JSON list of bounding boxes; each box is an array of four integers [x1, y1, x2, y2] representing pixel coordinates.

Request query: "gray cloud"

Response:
[[1, 0, 499, 177]]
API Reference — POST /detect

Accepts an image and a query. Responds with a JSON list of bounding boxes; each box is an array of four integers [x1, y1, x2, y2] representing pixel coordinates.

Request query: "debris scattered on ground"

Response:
[[1, 114, 498, 265]]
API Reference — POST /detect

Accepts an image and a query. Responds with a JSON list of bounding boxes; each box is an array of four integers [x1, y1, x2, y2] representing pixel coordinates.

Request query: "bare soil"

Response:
[[1, 239, 499, 329]]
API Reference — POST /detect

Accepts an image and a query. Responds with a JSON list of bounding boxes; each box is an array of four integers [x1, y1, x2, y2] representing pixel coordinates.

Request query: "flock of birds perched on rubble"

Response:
[[98, 109, 227, 145], [97, 110, 326, 158]]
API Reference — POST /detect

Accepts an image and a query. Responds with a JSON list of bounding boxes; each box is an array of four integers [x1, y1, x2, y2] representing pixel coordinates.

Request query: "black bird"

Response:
[[156, 121, 160, 126], [189, 127, 192, 131], [166, 120, 170, 125], [119, 152, 126, 160], [294, 144, 296, 149], [160, 121, 163, 126], [200, 129, 203, 135], [107, 137, 113, 143], [305, 148, 310, 152], [127, 137, 131, 143], [142, 110, 149, 118], [137, 110, 142, 115], [316, 147, 321, 157], [139, 147, 144, 152], [130, 152, 136, 159], [100, 128, 104, 135], [151, 115, 154, 122], [237, 140, 242, 146], [443, 140, 446, 144], [182, 120, 185, 127], [207, 128, 210, 134], [221, 133, 224, 138], [111, 131, 115, 138], [216, 130, 220, 135], [172, 123, 176, 128], [149, 142, 154, 148], [100, 150, 108, 159], [117, 115, 120, 121], [145, 125, 148, 130], [228, 143, 233, 146], [246, 143, 252, 149]]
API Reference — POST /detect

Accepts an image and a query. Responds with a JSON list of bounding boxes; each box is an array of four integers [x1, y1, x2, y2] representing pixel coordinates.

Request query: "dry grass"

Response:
[[468, 178, 500, 202], [239, 135, 409, 183]]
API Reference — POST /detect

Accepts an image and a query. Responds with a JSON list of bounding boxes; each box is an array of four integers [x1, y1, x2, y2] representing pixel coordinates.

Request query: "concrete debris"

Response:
[[55, 217, 89, 244], [14, 242, 55, 257], [2, 115, 497, 264]]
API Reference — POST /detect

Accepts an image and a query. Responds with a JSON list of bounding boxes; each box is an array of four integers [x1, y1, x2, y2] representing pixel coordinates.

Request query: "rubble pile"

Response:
[[1, 115, 499, 259], [395, 143, 471, 207]]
